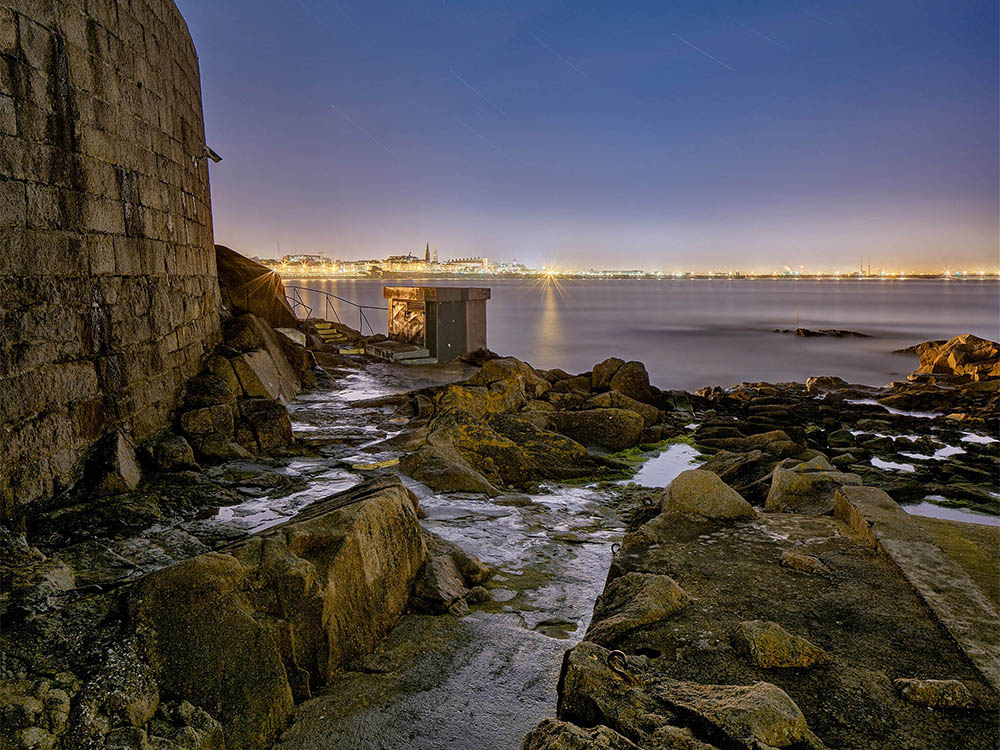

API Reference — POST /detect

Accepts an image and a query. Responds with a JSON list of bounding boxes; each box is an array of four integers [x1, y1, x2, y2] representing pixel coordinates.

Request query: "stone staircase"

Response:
[[313, 321, 347, 345], [313, 321, 365, 355]]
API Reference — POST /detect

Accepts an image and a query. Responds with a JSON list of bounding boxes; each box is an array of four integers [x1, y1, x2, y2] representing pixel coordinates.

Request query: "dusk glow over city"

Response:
[[178, 0, 998, 272]]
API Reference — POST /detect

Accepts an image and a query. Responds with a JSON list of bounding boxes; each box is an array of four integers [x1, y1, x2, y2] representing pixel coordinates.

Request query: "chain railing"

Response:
[[284, 285, 387, 336]]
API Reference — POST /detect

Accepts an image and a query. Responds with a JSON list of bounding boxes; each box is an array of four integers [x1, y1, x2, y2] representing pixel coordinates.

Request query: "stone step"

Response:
[[366, 340, 434, 364]]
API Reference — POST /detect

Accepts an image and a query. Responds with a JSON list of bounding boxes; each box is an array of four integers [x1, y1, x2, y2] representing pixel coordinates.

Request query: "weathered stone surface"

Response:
[[0, 0, 220, 522], [405, 408, 613, 493], [893, 678, 977, 709], [521, 718, 640, 749], [400, 444, 502, 495], [238, 399, 293, 452], [765, 457, 861, 515], [730, 620, 831, 668], [654, 679, 825, 749], [205, 355, 243, 396], [834, 485, 1000, 694], [587, 572, 690, 646], [232, 350, 296, 404], [409, 531, 491, 614], [547, 408, 645, 451], [216, 245, 300, 329], [661, 469, 755, 519], [179, 405, 234, 440], [608, 360, 653, 403], [147, 434, 200, 473], [591, 357, 625, 390], [588, 390, 660, 427], [89, 432, 143, 498], [182, 373, 237, 410], [909, 334, 1000, 380], [125, 478, 426, 749], [466, 357, 552, 399]]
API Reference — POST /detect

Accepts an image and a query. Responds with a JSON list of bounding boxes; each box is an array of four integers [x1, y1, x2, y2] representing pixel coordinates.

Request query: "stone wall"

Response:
[[0, 0, 220, 522]]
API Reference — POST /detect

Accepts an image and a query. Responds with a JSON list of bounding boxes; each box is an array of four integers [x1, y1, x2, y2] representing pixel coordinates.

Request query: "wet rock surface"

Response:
[[523, 347, 1000, 750], [4, 329, 999, 750]]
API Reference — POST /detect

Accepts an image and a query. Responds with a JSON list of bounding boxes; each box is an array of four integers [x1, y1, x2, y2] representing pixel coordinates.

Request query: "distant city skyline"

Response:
[[178, 0, 998, 272]]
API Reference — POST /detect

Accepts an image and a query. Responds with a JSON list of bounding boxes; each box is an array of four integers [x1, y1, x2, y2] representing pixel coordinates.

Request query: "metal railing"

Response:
[[284, 285, 387, 336]]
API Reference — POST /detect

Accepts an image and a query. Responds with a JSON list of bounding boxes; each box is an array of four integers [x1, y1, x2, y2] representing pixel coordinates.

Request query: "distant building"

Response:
[[280, 254, 331, 266], [442, 257, 488, 272]]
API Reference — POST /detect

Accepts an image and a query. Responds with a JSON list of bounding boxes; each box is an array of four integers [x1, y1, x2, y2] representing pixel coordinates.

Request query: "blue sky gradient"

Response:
[[176, 0, 998, 271]]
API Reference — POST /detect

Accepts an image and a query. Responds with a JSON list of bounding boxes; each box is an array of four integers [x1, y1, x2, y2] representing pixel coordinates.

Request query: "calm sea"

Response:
[[286, 278, 999, 391]]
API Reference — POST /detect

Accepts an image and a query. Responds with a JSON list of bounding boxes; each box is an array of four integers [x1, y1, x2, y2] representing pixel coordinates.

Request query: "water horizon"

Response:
[[286, 277, 1000, 391]]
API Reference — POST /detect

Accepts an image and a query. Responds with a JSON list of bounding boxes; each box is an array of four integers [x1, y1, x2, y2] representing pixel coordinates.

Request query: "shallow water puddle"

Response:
[[899, 445, 966, 461], [626, 443, 703, 487], [961, 432, 998, 445], [903, 499, 1000, 527], [845, 398, 941, 418], [871, 457, 916, 472]]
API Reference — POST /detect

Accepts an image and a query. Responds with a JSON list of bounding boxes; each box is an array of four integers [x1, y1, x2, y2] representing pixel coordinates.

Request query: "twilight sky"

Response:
[[175, 0, 998, 272]]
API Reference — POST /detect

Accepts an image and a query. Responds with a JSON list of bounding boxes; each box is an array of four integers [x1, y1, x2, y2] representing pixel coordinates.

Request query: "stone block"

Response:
[[179, 405, 234, 439], [231, 349, 298, 405], [89, 430, 142, 497], [238, 398, 292, 452]]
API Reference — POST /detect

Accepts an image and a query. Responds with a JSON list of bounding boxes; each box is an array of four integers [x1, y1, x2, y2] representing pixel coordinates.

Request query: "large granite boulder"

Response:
[[216, 245, 300, 329], [87, 431, 142, 497], [225, 314, 302, 404], [765, 455, 861, 515], [409, 531, 491, 614], [698, 449, 778, 505], [908, 334, 1000, 380], [654, 680, 826, 749], [587, 572, 690, 647], [124, 478, 426, 749], [521, 719, 641, 749], [400, 444, 502, 495], [552, 641, 825, 750], [434, 357, 551, 419], [609, 360, 653, 403], [591, 357, 626, 391], [237, 399, 293, 452], [730, 620, 831, 668], [661, 469, 755, 519], [466, 357, 551, 399], [547, 408, 645, 451], [587, 390, 660, 427]]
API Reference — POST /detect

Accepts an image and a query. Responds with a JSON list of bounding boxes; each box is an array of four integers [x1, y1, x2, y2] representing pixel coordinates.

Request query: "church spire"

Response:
[[425, 242, 430, 263]]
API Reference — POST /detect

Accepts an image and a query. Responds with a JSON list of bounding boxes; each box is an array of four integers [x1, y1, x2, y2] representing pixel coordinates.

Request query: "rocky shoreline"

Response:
[[2, 274, 997, 750]]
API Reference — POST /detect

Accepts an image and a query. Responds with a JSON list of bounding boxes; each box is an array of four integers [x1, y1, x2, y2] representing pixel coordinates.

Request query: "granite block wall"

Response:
[[0, 0, 220, 522]]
